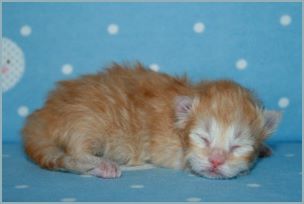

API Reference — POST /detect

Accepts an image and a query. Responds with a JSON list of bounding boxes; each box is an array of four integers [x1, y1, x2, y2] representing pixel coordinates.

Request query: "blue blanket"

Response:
[[3, 142, 301, 202]]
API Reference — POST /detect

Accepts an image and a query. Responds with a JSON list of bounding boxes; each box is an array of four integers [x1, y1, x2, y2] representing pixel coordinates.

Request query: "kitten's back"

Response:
[[22, 63, 193, 171]]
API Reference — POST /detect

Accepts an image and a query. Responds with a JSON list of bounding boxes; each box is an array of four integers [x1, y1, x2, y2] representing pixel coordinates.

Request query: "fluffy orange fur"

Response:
[[22, 63, 281, 179]]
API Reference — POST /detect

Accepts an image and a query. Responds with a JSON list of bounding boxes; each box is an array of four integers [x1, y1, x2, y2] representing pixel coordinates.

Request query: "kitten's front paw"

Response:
[[88, 160, 121, 179]]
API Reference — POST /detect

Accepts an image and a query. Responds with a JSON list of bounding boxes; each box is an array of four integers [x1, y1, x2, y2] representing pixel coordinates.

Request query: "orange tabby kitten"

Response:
[[22, 63, 281, 179]]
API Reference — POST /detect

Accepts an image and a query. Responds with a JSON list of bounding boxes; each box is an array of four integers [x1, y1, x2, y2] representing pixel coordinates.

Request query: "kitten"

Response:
[[22, 63, 281, 179]]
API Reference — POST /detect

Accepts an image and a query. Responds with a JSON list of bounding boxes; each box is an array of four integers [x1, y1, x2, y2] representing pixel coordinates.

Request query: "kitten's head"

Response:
[[175, 80, 281, 179]]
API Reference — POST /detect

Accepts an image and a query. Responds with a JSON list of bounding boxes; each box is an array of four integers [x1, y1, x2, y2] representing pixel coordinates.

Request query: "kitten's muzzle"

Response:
[[208, 148, 227, 169]]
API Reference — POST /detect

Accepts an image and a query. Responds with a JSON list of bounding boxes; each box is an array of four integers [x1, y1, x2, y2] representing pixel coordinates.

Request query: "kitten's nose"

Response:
[[209, 149, 226, 168], [209, 158, 224, 168]]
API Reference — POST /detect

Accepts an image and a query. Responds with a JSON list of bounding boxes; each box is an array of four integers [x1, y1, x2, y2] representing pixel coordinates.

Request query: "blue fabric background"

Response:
[[2, 2, 302, 143], [2, 142, 302, 202]]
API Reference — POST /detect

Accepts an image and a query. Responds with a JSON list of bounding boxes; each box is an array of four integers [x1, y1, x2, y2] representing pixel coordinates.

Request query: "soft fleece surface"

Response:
[[3, 142, 301, 202]]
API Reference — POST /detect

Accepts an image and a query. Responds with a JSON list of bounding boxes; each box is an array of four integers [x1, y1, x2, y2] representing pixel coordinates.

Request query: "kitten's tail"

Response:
[[23, 139, 65, 170], [22, 111, 65, 170]]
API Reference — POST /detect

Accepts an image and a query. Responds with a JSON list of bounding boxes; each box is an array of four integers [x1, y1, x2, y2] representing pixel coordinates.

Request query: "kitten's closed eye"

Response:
[[230, 145, 240, 152], [232, 145, 254, 157], [200, 136, 210, 146], [191, 133, 210, 147]]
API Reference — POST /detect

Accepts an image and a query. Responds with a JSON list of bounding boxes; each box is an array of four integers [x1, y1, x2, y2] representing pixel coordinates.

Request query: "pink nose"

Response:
[[209, 158, 225, 168], [209, 149, 226, 168]]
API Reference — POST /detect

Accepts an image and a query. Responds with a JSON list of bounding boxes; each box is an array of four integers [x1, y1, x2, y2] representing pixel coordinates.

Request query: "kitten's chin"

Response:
[[194, 169, 240, 179], [198, 171, 226, 179]]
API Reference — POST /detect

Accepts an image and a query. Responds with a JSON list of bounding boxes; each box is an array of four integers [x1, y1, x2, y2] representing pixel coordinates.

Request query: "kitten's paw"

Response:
[[88, 160, 121, 179]]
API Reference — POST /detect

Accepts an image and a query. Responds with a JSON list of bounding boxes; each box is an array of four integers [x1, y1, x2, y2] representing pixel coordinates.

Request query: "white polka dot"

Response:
[[60, 198, 76, 202], [15, 185, 29, 189], [284, 153, 294, 157], [186, 197, 202, 202], [247, 183, 261, 188], [278, 97, 289, 108], [193, 22, 205, 33], [20, 25, 32, 37], [280, 15, 292, 26], [130, 184, 144, 189], [3, 154, 10, 158], [62, 64, 73, 75], [18, 106, 29, 117], [149, 64, 160, 72], [235, 59, 248, 70], [107, 24, 119, 35], [80, 174, 93, 178]]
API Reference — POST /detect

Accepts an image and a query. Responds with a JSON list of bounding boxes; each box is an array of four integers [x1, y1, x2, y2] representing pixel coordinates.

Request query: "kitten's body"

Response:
[[22, 63, 280, 178]]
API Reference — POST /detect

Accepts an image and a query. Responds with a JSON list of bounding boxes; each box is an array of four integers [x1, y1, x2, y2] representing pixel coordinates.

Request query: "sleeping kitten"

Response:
[[22, 63, 281, 179]]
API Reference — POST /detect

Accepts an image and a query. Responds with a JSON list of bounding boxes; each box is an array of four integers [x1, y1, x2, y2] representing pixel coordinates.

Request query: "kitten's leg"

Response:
[[258, 143, 272, 157], [23, 106, 122, 178], [88, 158, 121, 178], [62, 154, 121, 178]]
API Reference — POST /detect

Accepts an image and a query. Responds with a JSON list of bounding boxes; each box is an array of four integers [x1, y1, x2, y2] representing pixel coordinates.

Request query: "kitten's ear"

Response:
[[262, 110, 282, 138], [258, 143, 272, 157], [175, 96, 199, 128]]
